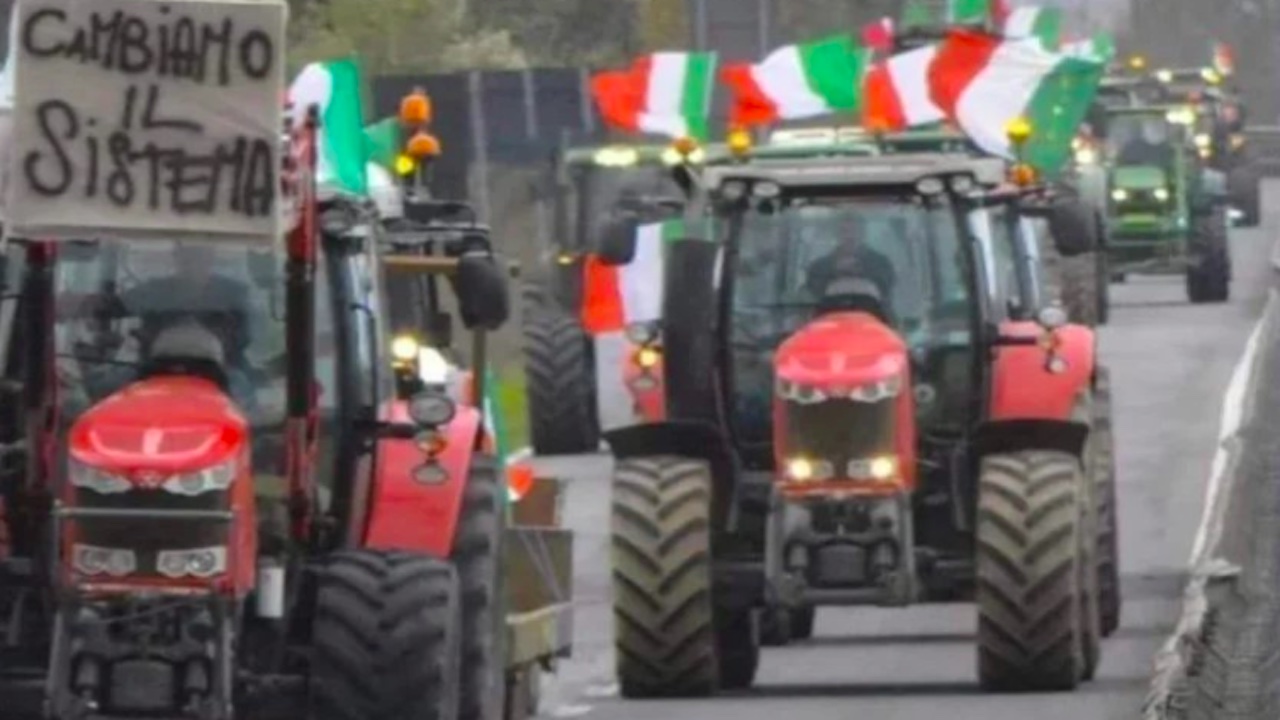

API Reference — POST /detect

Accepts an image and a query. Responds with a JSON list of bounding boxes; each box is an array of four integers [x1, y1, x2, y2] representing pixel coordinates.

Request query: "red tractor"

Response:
[[600, 150, 1119, 695], [0, 106, 512, 719]]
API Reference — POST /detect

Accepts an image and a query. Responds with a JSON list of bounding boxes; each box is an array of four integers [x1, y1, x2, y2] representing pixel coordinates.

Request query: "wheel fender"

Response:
[[989, 321, 1095, 422], [973, 418, 1090, 461], [605, 421, 735, 534], [364, 402, 483, 558]]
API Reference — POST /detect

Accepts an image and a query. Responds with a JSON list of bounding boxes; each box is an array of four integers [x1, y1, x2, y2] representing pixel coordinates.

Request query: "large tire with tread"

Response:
[[310, 551, 462, 720], [976, 451, 1089, 692], [790, 606, 815, 640], [1059, 253, 1102, 327], [717, 609, 759, 690], [1186, 208, 1231, 304], [611, 457, 718, 697], [524, 309, 598, 455], [454, 456, 506, 720], [1093, 369, 1122, 637]]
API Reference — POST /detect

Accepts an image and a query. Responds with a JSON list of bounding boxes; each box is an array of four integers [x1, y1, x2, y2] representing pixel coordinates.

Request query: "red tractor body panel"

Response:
[[65, 376, 257, 594], [771, 313, 917, 498], [989, 321, 1095, 421], [364, 400, 482, 558]]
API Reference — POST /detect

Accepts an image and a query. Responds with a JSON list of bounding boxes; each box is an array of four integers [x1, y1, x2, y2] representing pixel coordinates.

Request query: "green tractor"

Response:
[[1099, 105, 1231, 302], [521, 142, 701, 454], [1150, 67, 1260, 226]]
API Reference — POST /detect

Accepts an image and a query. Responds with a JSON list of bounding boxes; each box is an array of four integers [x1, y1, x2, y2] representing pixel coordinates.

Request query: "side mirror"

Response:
[[1046, 200, 1098, 257], [453, 253, 510, 330], [597, 217, 639, 265]]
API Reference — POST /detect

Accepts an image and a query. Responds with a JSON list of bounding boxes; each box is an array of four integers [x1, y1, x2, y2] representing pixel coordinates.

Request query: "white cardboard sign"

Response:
[[4, 0, 286, 242]]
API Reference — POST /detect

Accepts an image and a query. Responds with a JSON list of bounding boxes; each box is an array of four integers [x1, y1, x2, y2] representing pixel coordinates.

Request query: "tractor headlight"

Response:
[[72, 544, 137, 577], [785, 457, 835, 482], [1074, 147, 1098, 165], [847, 456, 899, 480], [1111, 188, 1129, 202], [162, 459, 237, 496], [157, 547, 227, 579], [409, 390, 456, 427], [68, 461, 132, 494], [1194, 133, 1212, 149], [634, 347, 661, 369], [391, 335, 420, 363], [1153, 187, 1170, 202]]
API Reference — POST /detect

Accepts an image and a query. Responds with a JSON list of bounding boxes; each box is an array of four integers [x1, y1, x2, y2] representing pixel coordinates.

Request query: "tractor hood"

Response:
[[1111, 165, 1167, 190], [68, 376, 247, 477], [775, 312, 908, 394]]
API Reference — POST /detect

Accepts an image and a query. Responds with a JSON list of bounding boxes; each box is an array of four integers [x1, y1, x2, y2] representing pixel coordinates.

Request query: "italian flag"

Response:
[[580, 219, 698, 334], [591, 52, 718, 140], [721, 35, 868, 127], [287, 59, 368, 195], [928, 29, 1104, 175], [1002, 6, 1062, 50], [863, 45, 945, 131]]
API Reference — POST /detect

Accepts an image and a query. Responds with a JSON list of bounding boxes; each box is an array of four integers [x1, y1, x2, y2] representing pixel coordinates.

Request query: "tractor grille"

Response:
[[781, 398, 895, 468], [71, 488, 231, 561]]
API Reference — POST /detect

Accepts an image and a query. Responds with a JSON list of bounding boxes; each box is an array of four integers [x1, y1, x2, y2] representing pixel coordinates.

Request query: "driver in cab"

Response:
[[65, 242, 259, 413], [803, 215, 897, 323], [1117, 118, 1175, 168]]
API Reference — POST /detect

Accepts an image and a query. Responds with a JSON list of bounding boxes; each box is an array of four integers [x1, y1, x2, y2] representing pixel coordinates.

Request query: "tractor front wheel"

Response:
[[524, 309, 598, 455], [454, 456, 506, 720], [790, 606, 816, 640], [611, 457, 719, 697], [1094, 368, 1122, 637], [310, 551, 462, 720], [976, 451, 1089, 692], [1187, 208, 1231, 303]]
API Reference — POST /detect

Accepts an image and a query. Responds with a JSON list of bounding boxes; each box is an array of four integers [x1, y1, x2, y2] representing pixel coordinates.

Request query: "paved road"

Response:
[[529, 188, 1279, 720]]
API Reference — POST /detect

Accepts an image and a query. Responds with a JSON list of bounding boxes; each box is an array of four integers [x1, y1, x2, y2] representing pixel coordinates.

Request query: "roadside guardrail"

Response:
[[1143, 205, 1280, 719]]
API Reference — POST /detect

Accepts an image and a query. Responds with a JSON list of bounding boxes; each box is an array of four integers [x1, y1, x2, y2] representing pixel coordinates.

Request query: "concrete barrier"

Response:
[[1144, 243, 1280, 718]]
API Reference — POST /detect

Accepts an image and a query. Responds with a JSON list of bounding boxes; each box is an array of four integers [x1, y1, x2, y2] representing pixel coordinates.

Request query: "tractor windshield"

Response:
[[1106, 113, 1177, 167], [53, 240, 287, 429], [563, 161, 684, 252], [726, 195, 971, 445]]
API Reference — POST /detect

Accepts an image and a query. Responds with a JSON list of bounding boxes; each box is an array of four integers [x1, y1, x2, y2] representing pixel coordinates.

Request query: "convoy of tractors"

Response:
[[517, 42, 1258, 702], [0, 0, 1258, 717]]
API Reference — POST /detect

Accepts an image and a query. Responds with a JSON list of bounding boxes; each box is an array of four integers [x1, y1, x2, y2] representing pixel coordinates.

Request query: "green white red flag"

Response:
[[721, 35, 868, 126], [863, 45, 945, 131], [928, 29, 1104, 174], [580, 220, 684, 335], [591, 52, 718, 140]]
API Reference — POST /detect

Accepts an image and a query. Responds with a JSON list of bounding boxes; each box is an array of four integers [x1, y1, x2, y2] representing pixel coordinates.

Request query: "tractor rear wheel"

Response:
[[1059, 253, 1102, 327], [717, 609, 760, 690], [310, 551, 462, 720], [454, 456, 506, 720], [976, 451, 1088, 692], [1094, 369, 1122, 637], [524, 309, 598, 455], [611, 457, 719, 697], [760, 607, 792, 646], [790, 606, 815, 640], [1186, 208, 1231, 304]]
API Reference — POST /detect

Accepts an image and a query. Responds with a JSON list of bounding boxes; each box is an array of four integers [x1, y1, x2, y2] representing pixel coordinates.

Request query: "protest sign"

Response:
[[4, 0, 286, 242]]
